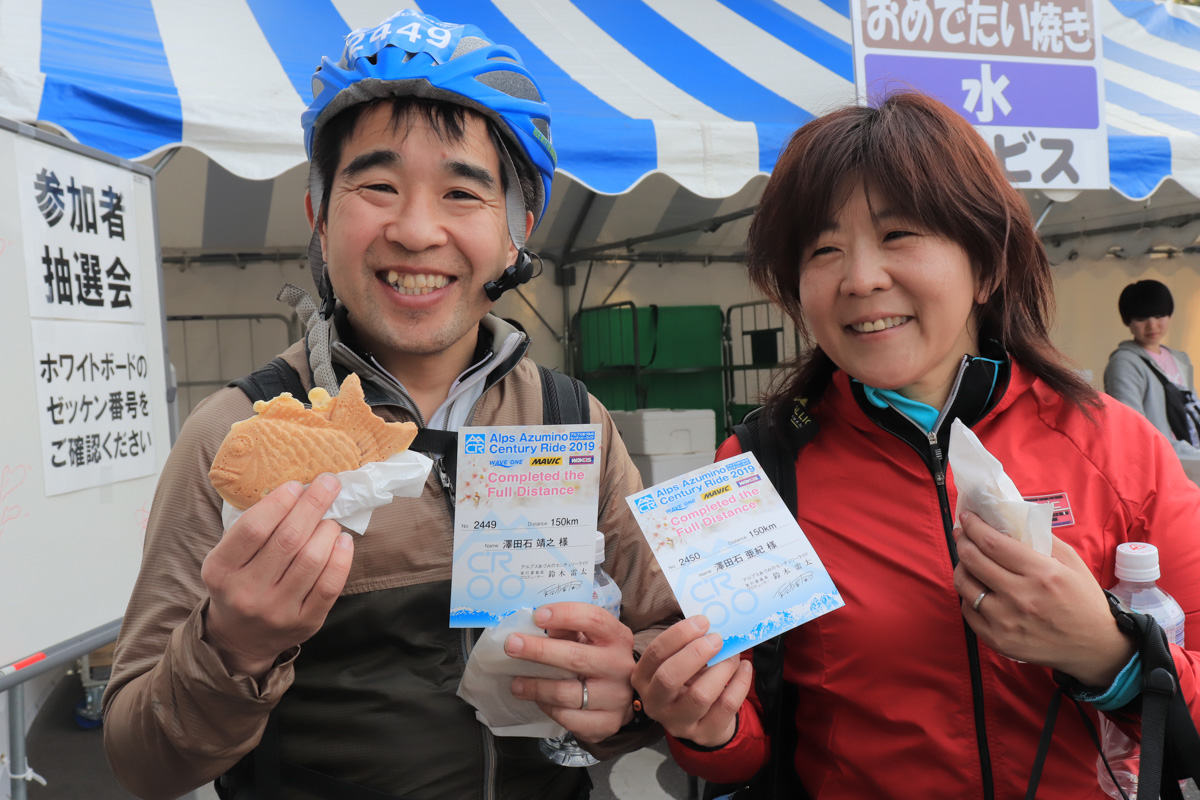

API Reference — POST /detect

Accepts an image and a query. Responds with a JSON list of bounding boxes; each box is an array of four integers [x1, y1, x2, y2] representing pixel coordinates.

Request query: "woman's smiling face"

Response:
[[799, 183, 987, 409]]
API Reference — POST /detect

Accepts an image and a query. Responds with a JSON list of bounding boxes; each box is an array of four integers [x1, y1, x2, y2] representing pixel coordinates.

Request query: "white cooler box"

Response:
[[608, 408, 716, 455], [629, 451, 716, 487]]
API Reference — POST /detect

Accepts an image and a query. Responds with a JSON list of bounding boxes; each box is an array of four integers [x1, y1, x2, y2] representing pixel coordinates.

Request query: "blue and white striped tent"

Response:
[[3, 0, 1200, 260]]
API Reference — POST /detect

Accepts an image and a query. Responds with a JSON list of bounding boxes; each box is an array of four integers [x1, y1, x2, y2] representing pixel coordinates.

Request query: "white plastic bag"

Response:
[[457, 608, 574, 738], [948, 419, 1052, 555]]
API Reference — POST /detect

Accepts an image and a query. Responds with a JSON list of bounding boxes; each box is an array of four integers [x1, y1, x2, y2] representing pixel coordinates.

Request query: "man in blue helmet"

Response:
[[102, 11, 677, 799]]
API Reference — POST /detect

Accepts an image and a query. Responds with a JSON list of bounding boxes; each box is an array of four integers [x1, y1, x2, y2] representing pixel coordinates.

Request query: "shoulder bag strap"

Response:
[[229, 357, 308, 404], [538, 364, 590, 425]]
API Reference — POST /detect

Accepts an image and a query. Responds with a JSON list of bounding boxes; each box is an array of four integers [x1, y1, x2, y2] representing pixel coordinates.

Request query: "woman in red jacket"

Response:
[[632, 92, 1200, 798]]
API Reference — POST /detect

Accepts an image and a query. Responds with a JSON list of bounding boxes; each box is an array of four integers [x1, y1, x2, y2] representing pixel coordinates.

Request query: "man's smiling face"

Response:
[[316, 104, 518, 363]]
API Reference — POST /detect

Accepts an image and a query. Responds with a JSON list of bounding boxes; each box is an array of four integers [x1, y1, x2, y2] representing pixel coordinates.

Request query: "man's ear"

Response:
[[304, 190, 316, 230]]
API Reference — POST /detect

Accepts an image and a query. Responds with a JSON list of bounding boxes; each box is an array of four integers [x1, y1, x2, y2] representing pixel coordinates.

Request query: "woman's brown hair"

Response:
[[747, 91, 1098, 421]]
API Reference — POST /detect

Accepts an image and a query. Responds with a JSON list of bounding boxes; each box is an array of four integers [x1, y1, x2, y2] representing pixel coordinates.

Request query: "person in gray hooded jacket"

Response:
[[1104, 279, 1200, 457]]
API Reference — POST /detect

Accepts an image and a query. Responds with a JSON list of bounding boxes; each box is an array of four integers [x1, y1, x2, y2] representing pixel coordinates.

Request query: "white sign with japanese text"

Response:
[[30, 319, 158, 495], [450, 424, 603, 627], [16, 137, 142, 323], [0, 119, 169, 671], [626, 453, 844, 664], [850, 0, 1108, 190]]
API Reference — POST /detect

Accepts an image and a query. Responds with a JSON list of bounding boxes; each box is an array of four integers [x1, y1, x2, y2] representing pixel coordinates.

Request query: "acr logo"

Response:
[[635, 494, 656, 513], [464, 433, 486, 455]]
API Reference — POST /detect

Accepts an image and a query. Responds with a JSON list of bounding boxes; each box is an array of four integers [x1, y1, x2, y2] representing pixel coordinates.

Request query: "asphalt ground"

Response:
[[19, 674, 1199, 800]]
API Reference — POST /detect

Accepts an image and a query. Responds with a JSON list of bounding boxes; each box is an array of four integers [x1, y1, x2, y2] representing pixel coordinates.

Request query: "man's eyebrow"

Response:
[[447, 160, 497, 190], [341, 149, 400, 179]]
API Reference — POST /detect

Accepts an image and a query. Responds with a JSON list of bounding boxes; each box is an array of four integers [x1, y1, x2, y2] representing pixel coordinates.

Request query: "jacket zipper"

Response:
[[331, 340, 509, 800], [883, 359, 995, 800]]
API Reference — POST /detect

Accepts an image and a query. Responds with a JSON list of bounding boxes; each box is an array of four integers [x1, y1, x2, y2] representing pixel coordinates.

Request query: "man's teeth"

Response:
[[386, 271, 450, 296], [851, 316, 909, 333]]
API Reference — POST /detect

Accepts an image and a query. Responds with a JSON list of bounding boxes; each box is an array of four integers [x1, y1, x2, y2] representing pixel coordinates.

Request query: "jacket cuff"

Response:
[[190, 599, 297, 700], [664, 702, 768, 785], [1072, 652, 1142, 711]]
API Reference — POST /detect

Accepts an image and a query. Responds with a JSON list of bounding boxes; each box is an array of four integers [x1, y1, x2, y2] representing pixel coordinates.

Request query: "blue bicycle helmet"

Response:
[[302, 9, 555, 243]]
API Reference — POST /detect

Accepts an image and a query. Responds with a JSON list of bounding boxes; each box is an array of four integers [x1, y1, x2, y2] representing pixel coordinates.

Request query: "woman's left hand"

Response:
[[953, 511, 1135, 687]]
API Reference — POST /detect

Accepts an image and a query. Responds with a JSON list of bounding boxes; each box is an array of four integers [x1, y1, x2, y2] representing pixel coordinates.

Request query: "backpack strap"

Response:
[[538, 364, 590, 425], [704, 401, 816, 800], [228, 357, 307, 404]]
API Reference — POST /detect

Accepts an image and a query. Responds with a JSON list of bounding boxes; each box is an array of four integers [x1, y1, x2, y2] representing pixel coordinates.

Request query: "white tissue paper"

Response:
[[948, 419, 1052, 556], [457, 608, 574, 738], [220, 449, 433, 535]]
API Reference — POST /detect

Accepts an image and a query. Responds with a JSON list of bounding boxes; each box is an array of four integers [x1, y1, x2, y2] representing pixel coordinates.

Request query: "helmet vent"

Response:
[[475, 71, 542, 103], [452, 36, 489, 59], [532, 117, 550, 140]]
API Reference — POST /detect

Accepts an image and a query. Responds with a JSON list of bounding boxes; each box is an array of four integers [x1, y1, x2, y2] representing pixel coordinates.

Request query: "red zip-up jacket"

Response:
[[668, 358, 1200, 798]]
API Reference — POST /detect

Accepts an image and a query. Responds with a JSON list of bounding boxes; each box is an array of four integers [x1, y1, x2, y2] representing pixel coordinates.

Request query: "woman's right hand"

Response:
[[632, 616, 754, 748]]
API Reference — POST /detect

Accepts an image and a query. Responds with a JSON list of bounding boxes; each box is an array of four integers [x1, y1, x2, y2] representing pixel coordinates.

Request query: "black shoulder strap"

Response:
[[229, 357, 307, 404], [1137, 354, 1200, 445], [538, 364, 590, 425], [1030, 596, 1200, 800], [732, 401, 817, 518], [712, 401, 815, 800], [1131, 607, 1200, 796]]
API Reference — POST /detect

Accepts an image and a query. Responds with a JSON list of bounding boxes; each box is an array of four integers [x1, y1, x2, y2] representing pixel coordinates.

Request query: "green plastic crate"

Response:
[[576, 304, 725, 444]]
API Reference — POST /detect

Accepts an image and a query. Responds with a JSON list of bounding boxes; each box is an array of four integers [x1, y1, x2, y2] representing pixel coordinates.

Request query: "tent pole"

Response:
[[511, 287, 561, 342], [558, 192, 597, 376], [1034, 200, 1054, 230], [566, 206, 756, 262], [8, 683, 27, 800], [152, 147, 180, 175], [561, 271, 572, 375]]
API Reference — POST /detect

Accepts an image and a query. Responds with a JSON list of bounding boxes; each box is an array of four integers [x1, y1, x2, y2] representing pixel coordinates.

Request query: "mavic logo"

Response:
[[530, 457, 562, 466]]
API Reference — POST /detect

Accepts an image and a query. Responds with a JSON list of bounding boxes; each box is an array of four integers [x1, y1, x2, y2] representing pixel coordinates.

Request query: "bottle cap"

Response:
[[595, 531, 606, 565], [1115, 542, 1161, 582]]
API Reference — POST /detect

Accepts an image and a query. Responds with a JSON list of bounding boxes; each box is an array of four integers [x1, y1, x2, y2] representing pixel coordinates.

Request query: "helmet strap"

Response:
[[494, 137, 528, 250]]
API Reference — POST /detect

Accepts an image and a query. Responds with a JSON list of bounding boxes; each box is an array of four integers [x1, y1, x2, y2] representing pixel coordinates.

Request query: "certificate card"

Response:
[[450, 424, 603, 627], [626, 453, 844, 663]]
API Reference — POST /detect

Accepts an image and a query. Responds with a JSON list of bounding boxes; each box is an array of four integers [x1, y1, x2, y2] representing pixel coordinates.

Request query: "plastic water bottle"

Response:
[[539, 532, 622, 768], [1098, 542, 1186, 799]]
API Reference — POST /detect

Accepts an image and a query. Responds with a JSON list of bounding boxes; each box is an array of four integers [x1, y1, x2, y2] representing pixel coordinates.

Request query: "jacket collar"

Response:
[[830, 341, 1015, 453], [317, 308, 529, 411]]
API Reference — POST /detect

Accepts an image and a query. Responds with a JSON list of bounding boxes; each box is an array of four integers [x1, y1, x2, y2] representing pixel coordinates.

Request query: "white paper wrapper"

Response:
[[949, 419, 1052, 556], [220, 449, 433, 535], [457, 608, 574, 738]]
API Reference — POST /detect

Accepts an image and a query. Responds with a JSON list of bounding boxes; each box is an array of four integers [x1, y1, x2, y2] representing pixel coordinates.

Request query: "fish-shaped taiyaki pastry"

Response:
[[209, 373, 418, 510]]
